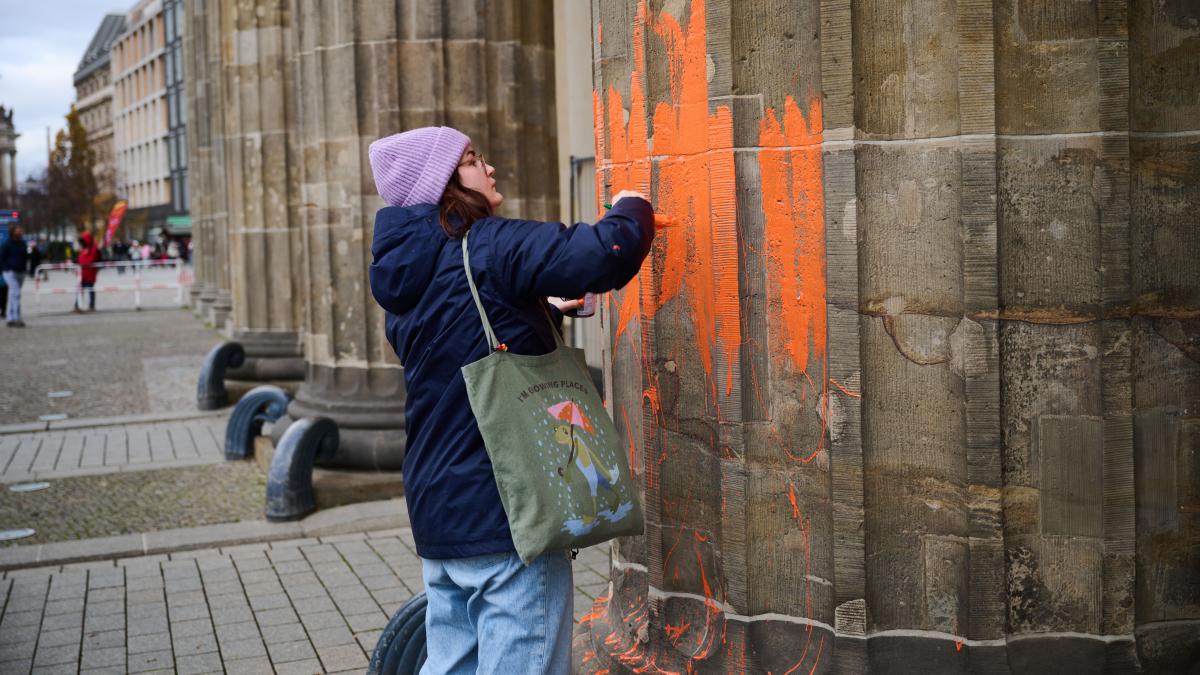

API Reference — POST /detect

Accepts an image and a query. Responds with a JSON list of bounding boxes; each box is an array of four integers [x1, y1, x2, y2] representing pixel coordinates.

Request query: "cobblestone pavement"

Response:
[[0, 296, 221, 426], [0, 530, 613, 674], [0, 415, 228, 483], [0, 461, 267, 547]]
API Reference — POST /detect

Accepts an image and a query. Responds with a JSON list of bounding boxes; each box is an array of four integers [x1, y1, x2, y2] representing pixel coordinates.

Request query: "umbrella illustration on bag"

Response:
[[549, 399, 620, 526], [547, 399, 594, 434]]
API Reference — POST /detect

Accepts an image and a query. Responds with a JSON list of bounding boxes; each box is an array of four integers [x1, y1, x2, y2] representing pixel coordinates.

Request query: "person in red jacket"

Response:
[[75, 231, 100, 313]]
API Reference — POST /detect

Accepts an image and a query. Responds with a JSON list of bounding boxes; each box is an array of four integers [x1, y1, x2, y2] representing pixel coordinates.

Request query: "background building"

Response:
[[162, 0, 189, 241], [112, 0, 185, 242], [0, 105, 18, 209], [73, 13, 126, 198]]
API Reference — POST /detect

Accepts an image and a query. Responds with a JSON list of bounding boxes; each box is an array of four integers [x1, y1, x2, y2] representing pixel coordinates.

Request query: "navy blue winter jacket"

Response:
[[0, 236, 28, 274], [369, 198, 655, 559]]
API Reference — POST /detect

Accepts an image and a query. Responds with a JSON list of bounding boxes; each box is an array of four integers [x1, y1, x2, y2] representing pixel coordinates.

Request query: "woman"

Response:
[[367, 126, 654, 674]]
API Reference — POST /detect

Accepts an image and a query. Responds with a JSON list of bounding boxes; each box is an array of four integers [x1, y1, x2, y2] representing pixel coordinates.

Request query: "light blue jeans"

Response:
[[3, 271, 22, 322], [420, 550, 573, 675]]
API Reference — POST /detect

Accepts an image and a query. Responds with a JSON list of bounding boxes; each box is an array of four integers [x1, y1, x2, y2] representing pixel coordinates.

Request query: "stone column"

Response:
[[183, 0, 234, 328], [851, 1, 981, 671], [284, 0, 408, 469], [183, 0, 210, 312], [0, 152, 9, 196], [222, 0, 305, 382], [203, 0, 234, 330], [994, 2, 1140, 670], [1129, 1, 1200, 672], [280, 0, 559, 469], [578, 0, 836, 671]]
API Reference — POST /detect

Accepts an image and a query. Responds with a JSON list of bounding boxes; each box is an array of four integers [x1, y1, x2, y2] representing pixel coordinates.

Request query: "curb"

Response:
[[0, 498, 409, 572], [0, 409, 228, 436]]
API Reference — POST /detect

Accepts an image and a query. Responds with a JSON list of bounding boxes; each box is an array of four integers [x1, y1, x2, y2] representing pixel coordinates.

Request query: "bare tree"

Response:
[[46, 106, 98, 235]]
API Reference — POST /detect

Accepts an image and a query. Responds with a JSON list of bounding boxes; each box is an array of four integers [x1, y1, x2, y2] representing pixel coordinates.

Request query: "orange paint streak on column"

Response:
[[758, 96, 826, 374]]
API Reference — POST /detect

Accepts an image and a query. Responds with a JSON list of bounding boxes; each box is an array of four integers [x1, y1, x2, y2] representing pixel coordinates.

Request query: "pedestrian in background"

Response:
[[75, 231, 100, 313], [1, 225, 28, 327], [367, 126, 654, 674], [27, 238, 43, 280]]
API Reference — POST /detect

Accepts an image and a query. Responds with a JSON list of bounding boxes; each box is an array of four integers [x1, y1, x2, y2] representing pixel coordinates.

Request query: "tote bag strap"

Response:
[[461, 231, 563, 352]]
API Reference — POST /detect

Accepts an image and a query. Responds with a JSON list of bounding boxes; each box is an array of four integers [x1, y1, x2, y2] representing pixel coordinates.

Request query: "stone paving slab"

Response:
[[0, 508, 613, 674], [0, 415, 229, 484]]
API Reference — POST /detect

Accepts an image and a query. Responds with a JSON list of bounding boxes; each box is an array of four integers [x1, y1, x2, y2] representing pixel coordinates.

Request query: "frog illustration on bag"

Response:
[[554, 423, 622, 524]]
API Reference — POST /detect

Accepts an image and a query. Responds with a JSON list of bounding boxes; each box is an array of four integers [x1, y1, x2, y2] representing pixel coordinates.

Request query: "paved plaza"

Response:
[[0, 292, 613, 673]]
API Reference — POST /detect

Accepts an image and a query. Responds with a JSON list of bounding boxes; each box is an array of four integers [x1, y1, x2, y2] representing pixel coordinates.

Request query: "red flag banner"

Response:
[[104, 200, 128, 248]]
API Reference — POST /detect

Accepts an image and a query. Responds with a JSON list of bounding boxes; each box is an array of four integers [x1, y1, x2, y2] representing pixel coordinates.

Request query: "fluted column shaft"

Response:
[[222, 0, 305, 381]]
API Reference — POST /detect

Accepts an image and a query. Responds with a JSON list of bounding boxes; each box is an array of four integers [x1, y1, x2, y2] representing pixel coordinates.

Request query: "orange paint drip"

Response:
[[621, 405, 638, 473], [787, 482, 801, 521], [808, 635, 826, 675], [829, 377, 861, 398]]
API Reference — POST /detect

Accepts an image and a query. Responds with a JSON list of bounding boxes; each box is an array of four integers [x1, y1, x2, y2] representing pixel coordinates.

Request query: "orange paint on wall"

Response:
[[602, 0, 740, 397], [758, 96, 826, 374]]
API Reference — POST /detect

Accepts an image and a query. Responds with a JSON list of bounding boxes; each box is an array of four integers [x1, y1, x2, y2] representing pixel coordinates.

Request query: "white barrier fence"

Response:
[[31, 259, 193, 314]]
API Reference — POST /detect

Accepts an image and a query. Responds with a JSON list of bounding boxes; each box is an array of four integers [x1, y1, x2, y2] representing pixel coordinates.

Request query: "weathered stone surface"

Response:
[[578, 0, 1199, 673]]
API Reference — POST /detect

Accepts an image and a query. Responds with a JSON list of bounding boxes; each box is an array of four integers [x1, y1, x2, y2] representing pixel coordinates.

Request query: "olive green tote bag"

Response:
[[459, 233, 644, 564]]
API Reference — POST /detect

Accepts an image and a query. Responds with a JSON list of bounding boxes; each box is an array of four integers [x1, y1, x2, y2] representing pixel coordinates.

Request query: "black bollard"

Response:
[[223, 385, 291, 460], [196, 342, 246, 410], [265, 417, 338, 521]]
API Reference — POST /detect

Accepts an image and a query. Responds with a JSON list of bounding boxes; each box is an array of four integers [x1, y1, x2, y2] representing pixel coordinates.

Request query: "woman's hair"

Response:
[[438, 171, 492, 238]]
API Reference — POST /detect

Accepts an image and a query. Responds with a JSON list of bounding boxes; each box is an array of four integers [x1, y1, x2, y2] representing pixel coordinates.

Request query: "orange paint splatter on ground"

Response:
[[665, 621, 690, 643]]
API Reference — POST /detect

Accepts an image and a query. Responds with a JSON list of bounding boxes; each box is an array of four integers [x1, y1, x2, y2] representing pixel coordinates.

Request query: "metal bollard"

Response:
[[196, 342, 246, 410], [223, 385, 291, 460], [265, 417, 338, 521]]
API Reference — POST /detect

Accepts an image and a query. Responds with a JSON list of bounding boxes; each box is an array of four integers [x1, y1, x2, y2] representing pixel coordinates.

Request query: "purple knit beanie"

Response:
[[368, 127, 471, 207]]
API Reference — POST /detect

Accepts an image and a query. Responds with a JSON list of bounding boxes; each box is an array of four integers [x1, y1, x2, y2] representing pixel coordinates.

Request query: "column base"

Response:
[[197, 287, 217, 320], [226, 330, 306, 381], [209, 291, 232, 333], [188, 282, 206, 312], [274, 363, 406, 471]]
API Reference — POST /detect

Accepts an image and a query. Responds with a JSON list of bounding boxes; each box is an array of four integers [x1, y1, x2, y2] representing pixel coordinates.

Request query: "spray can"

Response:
[[568, 292, 596, 318]]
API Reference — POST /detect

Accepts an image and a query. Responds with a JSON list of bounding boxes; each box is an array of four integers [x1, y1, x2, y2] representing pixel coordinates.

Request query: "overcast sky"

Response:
[[0, 3, 125, 183]]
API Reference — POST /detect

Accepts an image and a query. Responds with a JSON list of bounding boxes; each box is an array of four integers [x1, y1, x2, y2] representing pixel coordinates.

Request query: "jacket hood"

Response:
[[369, 203, 448, 315], [79, 231, 94, 246]]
